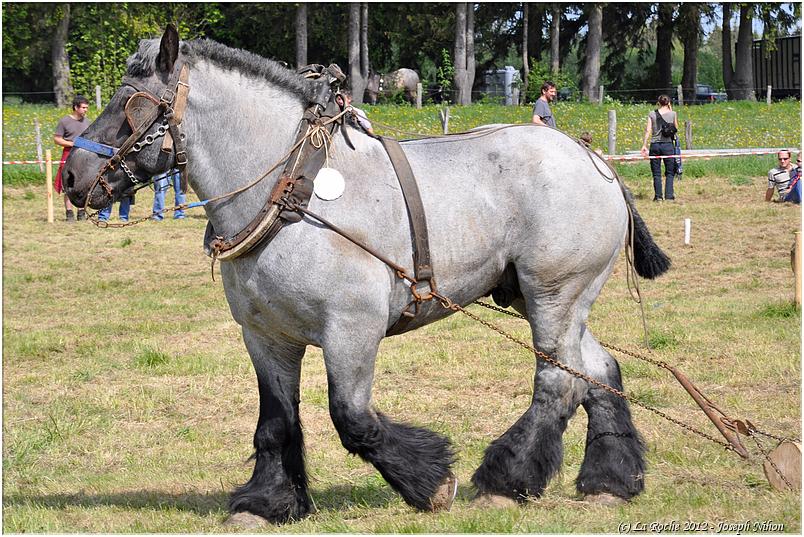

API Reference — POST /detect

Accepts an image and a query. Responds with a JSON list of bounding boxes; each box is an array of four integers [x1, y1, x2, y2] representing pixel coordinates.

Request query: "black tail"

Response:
[[621, 185, 671, 279]]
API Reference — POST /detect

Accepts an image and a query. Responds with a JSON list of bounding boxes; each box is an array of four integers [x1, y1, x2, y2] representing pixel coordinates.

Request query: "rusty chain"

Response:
[[431, 296, 739, 453], [749, 432, 795, 491], [464, 298, 795, 490], [474, 300, 800, 442]]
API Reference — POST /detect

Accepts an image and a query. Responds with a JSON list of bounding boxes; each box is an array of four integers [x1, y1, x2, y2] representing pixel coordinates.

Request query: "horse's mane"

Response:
[[126, 38, 318, 102]]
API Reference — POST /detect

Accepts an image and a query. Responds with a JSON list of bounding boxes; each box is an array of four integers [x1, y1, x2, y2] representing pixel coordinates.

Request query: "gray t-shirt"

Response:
[[649, 110, 677, 143], [532, 98, 556, 128], [55, 115, 89, 142]]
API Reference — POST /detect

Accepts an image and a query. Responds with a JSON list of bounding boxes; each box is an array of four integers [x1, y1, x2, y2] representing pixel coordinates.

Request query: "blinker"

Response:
[[125, 92, 161, 131]]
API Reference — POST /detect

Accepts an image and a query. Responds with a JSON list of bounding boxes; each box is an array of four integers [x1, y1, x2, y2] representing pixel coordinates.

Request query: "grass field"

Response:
[[2, 100, 802, 532], [2, 100, 801, 187]]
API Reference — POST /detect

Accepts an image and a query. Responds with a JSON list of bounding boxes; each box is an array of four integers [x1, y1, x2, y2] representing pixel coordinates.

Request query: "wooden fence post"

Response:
[[438, 106, 450, 134], [767, 85, 772, 105], [607, 109, 616, 155], [511, 88, 520, 106], [677, 84, 684, 106], [416, 82, 422, 109], [684, 120, 693, 150], [598, 85, 604, 105], [795, 231, 802, 307], [95, 85, 102, 109], [34, 118, 44, 173], [46, 149, 54, 223]]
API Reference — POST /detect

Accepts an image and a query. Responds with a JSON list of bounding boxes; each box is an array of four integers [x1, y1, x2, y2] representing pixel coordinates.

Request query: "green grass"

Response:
[[2, 100, 802, 532], [3, 100, 800, 186]]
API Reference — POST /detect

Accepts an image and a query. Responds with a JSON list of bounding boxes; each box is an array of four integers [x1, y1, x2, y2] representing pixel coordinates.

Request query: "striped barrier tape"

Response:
[[4, 148, 799, 165], [605, 149, 800, 162], [3, 159, 66, 165]]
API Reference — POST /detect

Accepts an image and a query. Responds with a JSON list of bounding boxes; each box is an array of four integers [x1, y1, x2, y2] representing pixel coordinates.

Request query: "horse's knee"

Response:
[[254, 415, 291, 452], [329, 402, 380, 455]]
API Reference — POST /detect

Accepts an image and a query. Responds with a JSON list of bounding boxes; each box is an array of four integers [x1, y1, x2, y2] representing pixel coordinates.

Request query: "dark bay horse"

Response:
[[62, 26, 670, 525]]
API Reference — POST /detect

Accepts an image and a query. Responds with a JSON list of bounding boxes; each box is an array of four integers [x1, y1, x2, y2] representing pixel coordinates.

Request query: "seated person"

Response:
[[766, 149, 795, 202], [784, 152, 801, 204]]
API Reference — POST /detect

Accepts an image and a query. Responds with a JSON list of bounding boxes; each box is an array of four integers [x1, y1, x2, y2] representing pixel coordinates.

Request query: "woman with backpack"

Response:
[[640, 94, 679, 201]]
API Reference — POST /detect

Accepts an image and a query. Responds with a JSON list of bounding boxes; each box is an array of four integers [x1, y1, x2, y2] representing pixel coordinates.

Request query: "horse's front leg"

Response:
[[323, 326, 458, 511], [228, 327, 310, 525]]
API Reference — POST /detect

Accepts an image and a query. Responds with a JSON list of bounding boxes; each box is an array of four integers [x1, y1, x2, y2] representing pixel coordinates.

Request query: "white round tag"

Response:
[[314, 167, 346, 201]]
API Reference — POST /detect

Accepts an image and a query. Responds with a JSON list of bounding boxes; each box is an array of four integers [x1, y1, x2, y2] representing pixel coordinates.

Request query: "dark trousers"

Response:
[[649, 141, 676, 200]]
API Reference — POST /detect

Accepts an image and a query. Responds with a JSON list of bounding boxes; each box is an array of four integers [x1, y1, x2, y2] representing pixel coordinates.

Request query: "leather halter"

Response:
[[74, 59, 190, 200]]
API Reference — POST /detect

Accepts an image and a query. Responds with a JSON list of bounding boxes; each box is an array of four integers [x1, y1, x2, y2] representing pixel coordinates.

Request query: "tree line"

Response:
[[2, 2, 800, 107]]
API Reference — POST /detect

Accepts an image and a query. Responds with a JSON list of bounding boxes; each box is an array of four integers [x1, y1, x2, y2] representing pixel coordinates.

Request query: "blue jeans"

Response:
[[98, 197, 132, 221], [649, 141, 676, 200], [152, 171, 186, 220]]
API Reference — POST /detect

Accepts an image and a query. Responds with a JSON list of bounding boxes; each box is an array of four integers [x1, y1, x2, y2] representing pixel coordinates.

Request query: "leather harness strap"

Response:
[[379, 137, 434, 283], [379, 137, 438, 335]]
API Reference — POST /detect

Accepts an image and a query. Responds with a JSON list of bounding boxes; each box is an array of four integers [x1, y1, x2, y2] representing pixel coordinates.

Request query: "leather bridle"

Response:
[[73, 59, 190, 208]]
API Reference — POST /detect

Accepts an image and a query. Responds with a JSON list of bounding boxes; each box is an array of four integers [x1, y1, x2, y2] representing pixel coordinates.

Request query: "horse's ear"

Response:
[[157, 24, 180, 74]]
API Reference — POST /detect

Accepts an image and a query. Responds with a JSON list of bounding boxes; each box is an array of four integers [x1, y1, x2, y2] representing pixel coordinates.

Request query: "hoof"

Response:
[[584, 492, 626, 506], [223, 511, 270, 529], [471, 493, 518, 509], [429, 472, 459, 511]]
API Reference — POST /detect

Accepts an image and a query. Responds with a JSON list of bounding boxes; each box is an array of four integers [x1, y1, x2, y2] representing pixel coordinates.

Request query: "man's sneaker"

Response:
[[66, 210, 76, 222], [77, 209, 87, 221]]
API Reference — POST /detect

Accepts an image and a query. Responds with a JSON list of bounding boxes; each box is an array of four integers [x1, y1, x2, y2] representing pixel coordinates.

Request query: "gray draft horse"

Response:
[[365, 68, 420, 104], [62, 27, 670, 525]]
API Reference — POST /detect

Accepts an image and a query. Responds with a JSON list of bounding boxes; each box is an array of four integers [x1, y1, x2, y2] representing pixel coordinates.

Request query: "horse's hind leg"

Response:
[[472, 274, 592, 501], [576, 328, 645, 500], [228, 328, 310, 525], [323, 330, 457, 511]]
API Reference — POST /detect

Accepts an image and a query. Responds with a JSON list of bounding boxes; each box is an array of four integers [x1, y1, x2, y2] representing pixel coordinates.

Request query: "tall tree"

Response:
[[453, 2, 475, 105], [550, 4, 561, 73], [723, 3, 755, 100], [521, 3, 528, 103], [52, 4, 73, 107], [678, 3, 701, 103], [348, 3, 369, 104], [655, 3, 675, 93], [582, 4, 602, 102], [360, 3, 369, 89], [722, 3, 734, 93], [295, 3, 307, 68], [466, 3, 475, 104]]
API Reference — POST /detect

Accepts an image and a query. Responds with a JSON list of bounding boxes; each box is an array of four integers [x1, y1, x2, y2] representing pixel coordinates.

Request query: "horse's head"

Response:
[[63, 25, 187, 210]]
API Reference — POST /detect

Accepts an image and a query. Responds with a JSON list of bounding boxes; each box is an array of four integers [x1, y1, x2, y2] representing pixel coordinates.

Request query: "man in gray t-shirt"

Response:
[[532, 81, 557, 128], [54, 95, 89, 221]]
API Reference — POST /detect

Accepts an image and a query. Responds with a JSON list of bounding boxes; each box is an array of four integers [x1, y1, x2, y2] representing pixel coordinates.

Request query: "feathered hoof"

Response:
[[428, 472, 459, 512], [584, 492, 627, 506], [223, 511, 271, 529], [470, 493, 518, 509]]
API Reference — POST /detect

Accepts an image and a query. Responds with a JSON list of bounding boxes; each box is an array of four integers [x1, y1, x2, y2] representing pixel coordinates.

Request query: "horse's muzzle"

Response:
[[62, 151, 114, 209]]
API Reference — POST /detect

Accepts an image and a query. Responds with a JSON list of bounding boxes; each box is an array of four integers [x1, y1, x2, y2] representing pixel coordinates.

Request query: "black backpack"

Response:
[[655, 109, 677, 139]]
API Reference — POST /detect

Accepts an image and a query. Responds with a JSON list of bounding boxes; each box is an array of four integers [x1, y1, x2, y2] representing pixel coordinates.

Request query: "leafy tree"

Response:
[[525, 58, 576, 103]]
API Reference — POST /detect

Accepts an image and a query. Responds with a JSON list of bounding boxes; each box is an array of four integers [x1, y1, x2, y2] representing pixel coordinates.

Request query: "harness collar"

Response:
[[204, 63, 347, 262]]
